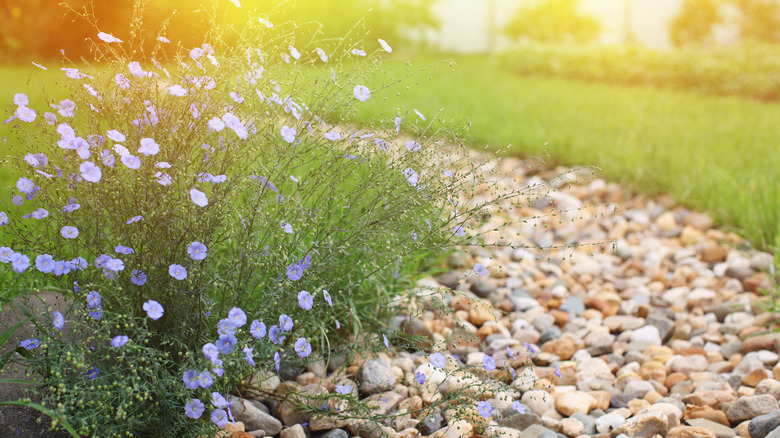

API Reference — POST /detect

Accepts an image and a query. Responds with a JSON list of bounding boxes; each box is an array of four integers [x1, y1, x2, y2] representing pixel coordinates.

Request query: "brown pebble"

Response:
[[639, 361, 667, 382], [644, 390, 663, 404], [740, 333, 777, 354], [665, 373, 689, 390], [551, 310, 569, 327], [666, 425, 717, 438], [742, 368, 771, 387], [744, 272, 768, 293], [684, 404, 730, 426]]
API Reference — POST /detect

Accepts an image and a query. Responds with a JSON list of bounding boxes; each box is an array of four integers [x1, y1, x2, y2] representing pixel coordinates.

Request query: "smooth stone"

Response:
[[570, 412, 596, 435], [726, 394, 779, 424], [500, 413, 542, 430], [539, 326, 562, 344], [555, 391, 596, 416], [624, 380, 656, 398], [316, 430, 348, 438], [358, 358, 396, 394], [419, 410, 444, 434], [611, 393, 637, 408], [471, 279, 497, 298], [559, 297, 585, 315], [748, 409, 780, 438], [613, 411, 669, 437], [684, 418, 736, 438], [595, 412, 627, 434], [667, 425, 718, 438], [518, 424, 554, 438], [280, 424, 306, 438], [630, 326, 662, 345], [228, 396, 283, 436]]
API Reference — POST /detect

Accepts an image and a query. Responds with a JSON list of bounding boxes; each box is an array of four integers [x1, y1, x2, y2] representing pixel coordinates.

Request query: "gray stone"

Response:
[[646, 315, 674, 343], [358, 358, 396, 394], [727, 394, 779, 424], [229, 396, 283, 436], [559, 297, 585, 315], [611, 393, 637, 408], [571, 412, 596, 435], [316, 429, 349, 438], [518, 424, 554, 438], [419, 410, 444, 434], [471, 279, 497, 298], [748, 409, 780, 438], [539, 326, 562, 344], [720, 341, 742, 359], [500, 412, 542, 430], [436, 271, 460, 290]]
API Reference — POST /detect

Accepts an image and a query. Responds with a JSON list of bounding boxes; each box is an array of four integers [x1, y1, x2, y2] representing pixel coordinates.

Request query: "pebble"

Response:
[[213, 160, 778, 438]]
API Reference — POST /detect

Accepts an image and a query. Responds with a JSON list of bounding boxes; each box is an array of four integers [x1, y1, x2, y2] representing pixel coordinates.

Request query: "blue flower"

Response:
[[115, 245, 134, 255], [210, 409, 228, 428], [202, 343, 219, 362], [227, 308, 247, 328], [512, 401, 526, 414], [323, 289, 332, 307], [383, 334, 390, 350], [279, 314, 294, 332], [131, 269, 147, 286], [524, 342, 535, 353], [268, 325, 285, 345], [429, 352, 446, 368], [53, 310, 64, 330], [89, 305, 103, 320], [298, 291, 313, 310], [143, 300, 164, 320], [10, 253, 30, 273], [243, 346, 255, 366], [216, 334, 237, 354], [286, 263, 303, 281], [482, 355, 496, 372], [60, 226, 79, 239], [86, 291, 102, 308], [20, 339, 39, 350], [250, 320, 266, 339], [0, 212, 7, 226], [35, 254, 55, 274], [211, 392, 231, 409], [126, 215, 142, 224], [507, 346, 515, 358], [274, 351, 280, 372], [169, 264, 187, 280], [187, 241, 208, 260], [86, 367, 100, 380], [105, 258, 124, 272], [474, 263, 488, 277], [294, 338, 312, 358], [217, 318, 236, 336], [94, 254, 111, 269], [183, 370, 200, 390], [300, 254, 312, 270], [335, 384, 352, 395], [198, 371, 214, 389], [111, 335, 129, 347], [185, 399, 205, 419], [554, 364, 562, 378], [415, 372, 426, 385], [477, 401, 493, 418], [280, 221, 294, 234]]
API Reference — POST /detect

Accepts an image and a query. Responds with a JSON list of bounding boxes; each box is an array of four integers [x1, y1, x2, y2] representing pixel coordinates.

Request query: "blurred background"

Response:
[[1, 0, 778, 250]]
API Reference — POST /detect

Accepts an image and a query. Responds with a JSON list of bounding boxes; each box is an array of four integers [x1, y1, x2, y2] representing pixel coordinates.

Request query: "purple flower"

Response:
[[20, 339, 39, 350], [190, 189, 208, 207], [53, 310, 64, 330], [169, 264, 187, 280], [507, 346, 515, 358], [115, 245, 134, 254], [250, 320, 266, 339], [414, 108, 426, 121], [383, 334, 390, 350], [286, 263, 303, 281], [512, 401, 526, 414], [402, 168, 418, 187], [185, 399, 205, 419], [474, 263, 488, 277], [105, 258, 124, 272], [429, 352, 446, 368], [243, 346, 255, 365], [299, 254, 312, 270], [279, 314, 294, 332], [482, 355, 496, 372], [0, 247, 13, 263], [268, 325, 285, 345], [353, 85, 370, 102], [30, 209, 49, 219], [477, 401, 493, 418], [415, 372, 426, 385], [16, 177, 35, 194], [89, 305, 103, 320], [126, 215, 142, 224], [35, 254, 55, 273], [79, 161, 102, 182], [280, 126, 296, 143], [523, 342, 535, 353], [324, 131, 341, 141], [335, 384, 352, 395], [274, 351, 280, 372], [211, 392, 231, 409], [11, 253, 30, 273], [182, 370, 200, 389], [323, 289, 332, 307], [187, 241, 207, 260], [216, 334, 236, 354], [138, 138, 159, 156], [554, 364, 562, 378], [406, 141, 421, 152], [12, 196, 23, 206], [217, 319, 235, 336], [86, 291, 102, 308], [452, 225, 466, 237], [294, 337, 312, 358], [111, 335, 129, 347], [143, 300, 164, 320], [131, 269, 147, 286], [87, 366, 100, 379], [202, 343, 219, 362], [198, 371, 213, 389], [210, 409, 228, 427], [227, 308, 247, 328], [298, 291, 313, 310], [0, 212, 7, 226], [63, 203, 80, 213]]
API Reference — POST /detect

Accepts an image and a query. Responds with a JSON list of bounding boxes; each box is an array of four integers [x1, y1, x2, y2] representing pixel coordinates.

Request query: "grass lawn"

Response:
[[354, 54, 780, 251]]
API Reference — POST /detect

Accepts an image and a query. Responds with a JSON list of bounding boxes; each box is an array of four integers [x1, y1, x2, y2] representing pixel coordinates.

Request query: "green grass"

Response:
[[354, 54, 780, 250]]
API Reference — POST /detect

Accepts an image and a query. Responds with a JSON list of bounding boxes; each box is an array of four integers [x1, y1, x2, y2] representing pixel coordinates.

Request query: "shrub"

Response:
[[0, 2, 557, 436]]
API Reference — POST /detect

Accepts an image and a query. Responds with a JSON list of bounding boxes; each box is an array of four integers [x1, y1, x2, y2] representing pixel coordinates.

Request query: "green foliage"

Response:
[[670, 0, 723, 46], [503, 0, 601, 44]]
